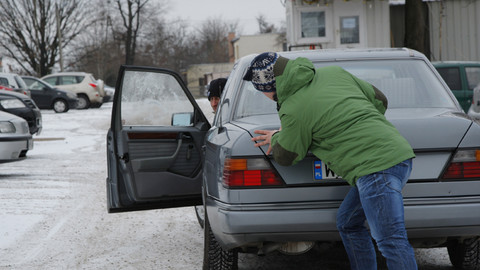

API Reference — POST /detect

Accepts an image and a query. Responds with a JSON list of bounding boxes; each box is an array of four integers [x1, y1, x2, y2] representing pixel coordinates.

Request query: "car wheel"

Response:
[[53, 99, 68, 113], [203, 214, 238, 270], [447, 237, 480, 270], [77, 94, 90, 109]]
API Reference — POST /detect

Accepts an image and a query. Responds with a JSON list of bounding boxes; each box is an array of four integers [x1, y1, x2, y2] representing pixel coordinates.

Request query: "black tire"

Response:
[[203, 214, 238, 270], [53, 99, 69, 113], [76, 94, 90, 109], [447, 237, 480, 270], [194, 205, 205, 228]]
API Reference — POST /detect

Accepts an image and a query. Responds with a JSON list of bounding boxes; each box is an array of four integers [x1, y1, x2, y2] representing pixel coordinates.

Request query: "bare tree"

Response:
[[113, 0, 155, 65], [196, 17, 236, 64], [256, 14, 276, 34], [0, 0, 91, 76]]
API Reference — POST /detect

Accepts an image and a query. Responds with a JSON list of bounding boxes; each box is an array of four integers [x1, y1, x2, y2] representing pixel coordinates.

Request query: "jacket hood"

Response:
[[275, 57, 316, 105]]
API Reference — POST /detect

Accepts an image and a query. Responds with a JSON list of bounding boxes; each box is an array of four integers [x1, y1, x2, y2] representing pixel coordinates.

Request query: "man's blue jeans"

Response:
[[336, 159, 417, 270]]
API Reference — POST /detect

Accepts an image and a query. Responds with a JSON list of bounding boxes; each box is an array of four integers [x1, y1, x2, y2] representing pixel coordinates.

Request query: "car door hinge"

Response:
[[119, 153, 129, 162]]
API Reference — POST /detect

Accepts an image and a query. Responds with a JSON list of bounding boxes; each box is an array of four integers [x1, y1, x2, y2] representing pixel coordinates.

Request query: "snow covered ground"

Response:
[[0, 101, 454, 269]]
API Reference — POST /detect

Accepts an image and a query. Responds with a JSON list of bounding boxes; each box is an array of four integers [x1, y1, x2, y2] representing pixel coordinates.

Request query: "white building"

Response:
[[285, 0, 390, 50], [231, 33, 285, 60]]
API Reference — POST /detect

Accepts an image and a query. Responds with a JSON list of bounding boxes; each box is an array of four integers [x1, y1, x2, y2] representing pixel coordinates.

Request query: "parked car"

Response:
[[22, 76, 78, 113], [0, 72, 31, 97], [41, 72, 105, 109], [106, 48, 480, 269], [0, 110, 33, 163], [469, 84, 480, 119], [433, 61, 480, 114], [103, 85, 115, 103], [0, 91, 42, 135]]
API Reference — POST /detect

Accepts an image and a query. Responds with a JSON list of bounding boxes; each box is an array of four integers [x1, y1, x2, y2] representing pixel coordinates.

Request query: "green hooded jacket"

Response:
[[270, 57, 415, 185]]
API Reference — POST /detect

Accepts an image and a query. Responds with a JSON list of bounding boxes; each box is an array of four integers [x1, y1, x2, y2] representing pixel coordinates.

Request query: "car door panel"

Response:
[[107, 65, 209, 213]]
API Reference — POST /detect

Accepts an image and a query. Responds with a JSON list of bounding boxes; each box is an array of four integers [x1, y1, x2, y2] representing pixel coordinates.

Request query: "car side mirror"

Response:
[[171, 112, 193, 126]]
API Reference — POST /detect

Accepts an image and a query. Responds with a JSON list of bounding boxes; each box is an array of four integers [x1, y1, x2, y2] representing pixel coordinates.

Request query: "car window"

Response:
[[465, 66, 480, 90], [120, 70, 193, 126], [14, 75, 28, 89], [318, 59, 456, 108], [60, 76, 78, 85], [0, 77, 9, 87], [43, 77, 57, 85], [233, 59, 457, 120], [76, 76, 85, 83], [436, 67, 462, 90], [25, 79, 47, 91]]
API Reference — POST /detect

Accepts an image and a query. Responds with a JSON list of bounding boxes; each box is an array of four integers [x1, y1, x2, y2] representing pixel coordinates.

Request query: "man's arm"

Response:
[[252, 114, 311, 166]]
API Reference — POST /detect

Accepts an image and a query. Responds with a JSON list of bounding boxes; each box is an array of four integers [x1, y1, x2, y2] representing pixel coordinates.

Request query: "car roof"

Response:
[[432, 61, 480, 67], [239, 48, 428, 67], [42, 72, 90, 77]]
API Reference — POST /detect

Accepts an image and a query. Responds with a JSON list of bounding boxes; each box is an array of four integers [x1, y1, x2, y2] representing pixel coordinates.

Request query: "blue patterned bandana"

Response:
[[243, 52, 278, 92]]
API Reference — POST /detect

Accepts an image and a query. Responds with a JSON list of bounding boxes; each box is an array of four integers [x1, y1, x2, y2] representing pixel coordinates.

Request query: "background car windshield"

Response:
[[234, 59, 457, 119], [120, 70, 193, 126]]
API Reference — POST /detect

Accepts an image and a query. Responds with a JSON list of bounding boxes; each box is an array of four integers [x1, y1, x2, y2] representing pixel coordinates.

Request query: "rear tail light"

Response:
[[223, 158, 285, 188], [442, 150, 480, 179], [89, 83, 97, 89]]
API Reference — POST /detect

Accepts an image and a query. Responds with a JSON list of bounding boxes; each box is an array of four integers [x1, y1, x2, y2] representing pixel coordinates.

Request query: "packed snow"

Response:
[[0, 101, 453, 269]]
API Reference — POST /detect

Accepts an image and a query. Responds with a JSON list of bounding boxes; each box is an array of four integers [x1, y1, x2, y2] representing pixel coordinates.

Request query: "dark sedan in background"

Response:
[[22, 76, 78, 113], [0, 91, 42, 135], [106, 48, 480, 270]]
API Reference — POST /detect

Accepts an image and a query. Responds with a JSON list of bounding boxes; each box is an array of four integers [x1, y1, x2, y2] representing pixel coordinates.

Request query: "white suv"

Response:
[[41, 72, 105, 109]]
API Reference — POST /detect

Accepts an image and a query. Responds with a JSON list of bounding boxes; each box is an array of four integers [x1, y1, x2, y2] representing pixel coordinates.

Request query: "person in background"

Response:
[[207, 78, 227, 113], [243, 52, 417, 270]]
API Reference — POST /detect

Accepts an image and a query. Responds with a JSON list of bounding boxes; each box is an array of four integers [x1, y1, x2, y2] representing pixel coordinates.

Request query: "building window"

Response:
[[340, 16, 359, 44], [301, 11, 325, 38]]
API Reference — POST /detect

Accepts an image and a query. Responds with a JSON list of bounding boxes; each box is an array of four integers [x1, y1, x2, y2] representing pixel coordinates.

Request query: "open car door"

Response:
[[106, 66, 210, 213]]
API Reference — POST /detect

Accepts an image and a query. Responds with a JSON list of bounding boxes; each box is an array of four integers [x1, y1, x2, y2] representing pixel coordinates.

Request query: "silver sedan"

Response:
[[106, 48, 480, 270]]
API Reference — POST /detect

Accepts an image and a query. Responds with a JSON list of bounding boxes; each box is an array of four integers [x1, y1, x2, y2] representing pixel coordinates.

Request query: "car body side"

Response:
[[0, 72, 31, 97], [0, 91, 42, 135], [22, 76, 78, 113], [41, 72, 104, 109]]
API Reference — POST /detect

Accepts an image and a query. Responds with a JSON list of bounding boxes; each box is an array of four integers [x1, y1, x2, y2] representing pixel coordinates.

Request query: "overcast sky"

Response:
[[165, 0, 286, 35]]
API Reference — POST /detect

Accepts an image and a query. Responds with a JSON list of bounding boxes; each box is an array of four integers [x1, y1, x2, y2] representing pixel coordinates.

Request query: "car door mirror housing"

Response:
[[171, 112, 193, 126]]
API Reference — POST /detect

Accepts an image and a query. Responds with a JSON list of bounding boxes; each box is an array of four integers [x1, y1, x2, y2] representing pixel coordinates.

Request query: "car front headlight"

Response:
[[0, 121, 16, 133], [0, 99, 26, 109]]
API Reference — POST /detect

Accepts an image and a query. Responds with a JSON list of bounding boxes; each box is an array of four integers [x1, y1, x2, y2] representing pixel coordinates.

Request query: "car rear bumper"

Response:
[[206, 195, 480, 249]]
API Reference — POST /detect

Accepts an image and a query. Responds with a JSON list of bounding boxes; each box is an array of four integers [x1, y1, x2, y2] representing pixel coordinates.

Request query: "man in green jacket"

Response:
[[244, 52, 417, 270]]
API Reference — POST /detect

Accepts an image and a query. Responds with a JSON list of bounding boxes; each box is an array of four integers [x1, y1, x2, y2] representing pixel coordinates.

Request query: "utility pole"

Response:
[[56, 3, 64, 72]]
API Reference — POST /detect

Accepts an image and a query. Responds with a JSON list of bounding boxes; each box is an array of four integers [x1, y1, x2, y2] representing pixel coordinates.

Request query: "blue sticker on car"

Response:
[[314, 160, 323, 180]]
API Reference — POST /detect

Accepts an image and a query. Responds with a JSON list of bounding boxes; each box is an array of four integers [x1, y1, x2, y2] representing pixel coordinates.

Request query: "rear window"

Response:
[[0, 77, 9, 87], [14, 75, 28, 89], [466, 66, 480, 90], [234, 59, 457, 119], [436, 67, 462, 90]]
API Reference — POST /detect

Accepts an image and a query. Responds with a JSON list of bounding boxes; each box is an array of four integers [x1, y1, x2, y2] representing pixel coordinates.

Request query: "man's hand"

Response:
[[251, 129, 279, 155]]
